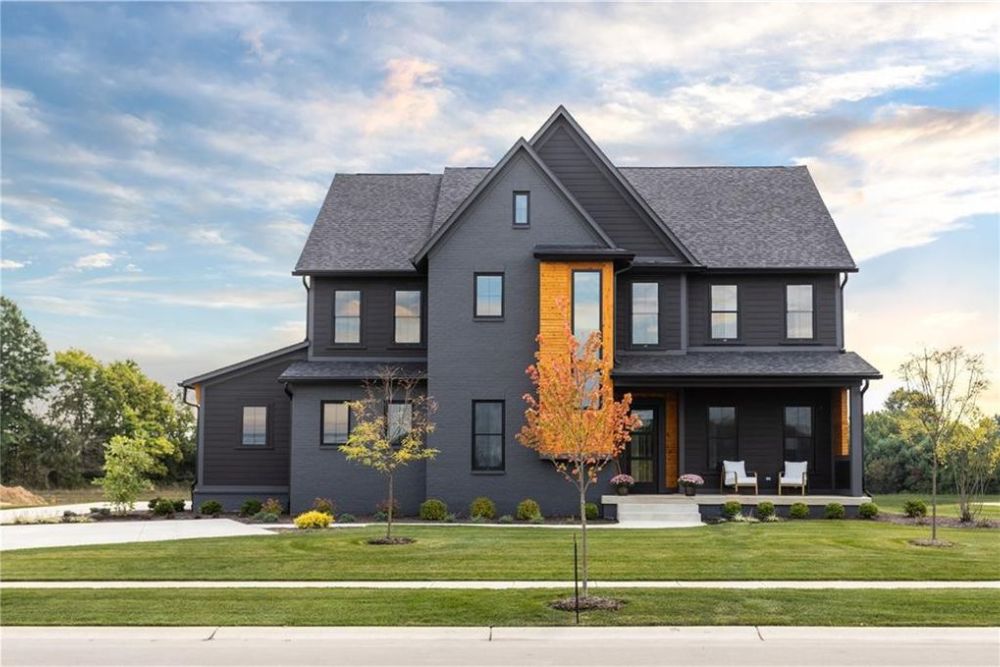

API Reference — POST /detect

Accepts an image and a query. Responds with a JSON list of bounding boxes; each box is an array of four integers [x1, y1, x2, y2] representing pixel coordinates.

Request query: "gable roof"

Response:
[[411, 138, 614, 266], [620, 166, 856, 270], [180, 341, 308, 387]]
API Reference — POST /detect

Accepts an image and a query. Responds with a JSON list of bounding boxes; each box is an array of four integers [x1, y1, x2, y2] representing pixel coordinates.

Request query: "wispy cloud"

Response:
[[74, 252, 114, 269], [1, 259, 28, 270]]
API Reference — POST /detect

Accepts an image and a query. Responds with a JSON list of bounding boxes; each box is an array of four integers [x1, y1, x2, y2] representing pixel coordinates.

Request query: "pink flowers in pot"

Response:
[[678, 474, 705, 488], [610, 474, 635, 488]]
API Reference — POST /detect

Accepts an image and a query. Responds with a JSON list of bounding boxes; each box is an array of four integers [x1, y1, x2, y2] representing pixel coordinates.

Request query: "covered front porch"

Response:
[[600, 491, 874, 522]]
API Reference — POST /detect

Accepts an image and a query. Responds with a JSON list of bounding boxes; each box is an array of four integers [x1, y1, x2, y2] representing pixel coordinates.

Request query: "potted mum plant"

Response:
[[610, 473, 635, 496], [678, 473, 704, 497]]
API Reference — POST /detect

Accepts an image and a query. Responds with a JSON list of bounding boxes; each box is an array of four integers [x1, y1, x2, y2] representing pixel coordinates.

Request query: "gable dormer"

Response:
[[531, 107, 695, 264]]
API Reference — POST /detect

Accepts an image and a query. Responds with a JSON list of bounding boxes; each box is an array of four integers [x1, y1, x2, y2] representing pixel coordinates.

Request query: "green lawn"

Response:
[[3, 588, 997, 627], [872, 494, 1000, 520], [4, 522, 999, 582]]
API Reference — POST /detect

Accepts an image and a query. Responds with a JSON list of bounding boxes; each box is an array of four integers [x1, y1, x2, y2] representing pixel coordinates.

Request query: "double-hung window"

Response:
[[572, 270, 602, 344], [474, 273, 503, 318], [707, 406, 737, 468], [631, 282, 658, 346], [710, 285, 738, 340], [472, 400, 504, 471], [333, 290, 361, 344], [784, 406, 814, 463], [394, 290, 421, 344], [786, 285, 814, 339], [241, 406, 268, 446], [321, 402, 352, 446]]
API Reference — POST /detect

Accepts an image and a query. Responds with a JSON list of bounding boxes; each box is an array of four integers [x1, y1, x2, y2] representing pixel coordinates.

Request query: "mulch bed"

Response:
[[549, 596, 625, 612], [878, 514, 998, 529], [909, 538, 955, 548], [367, 536, 416, 545]]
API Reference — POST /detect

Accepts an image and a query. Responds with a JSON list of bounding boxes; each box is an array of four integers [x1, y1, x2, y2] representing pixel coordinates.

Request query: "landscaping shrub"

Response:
[[198, 500, 223, 516], [261, 498, 283, 515], [529, 514, 545, 524], [152, 498, 176, 517], [903, 499, 928, 518], [470, 514, 490, 523], [240, 499, 262, 517], [469, 496, 497, 519], [89, 506, 111, 517], [172, 499, 186, 512], [443, 513, 457, 523], [498, 514, 514, 524], [147, 497, 163, 511], [516, 499, 541, 521], [756, 501, 775, 520], [858, 502, 879, 520], [789, 502, 810, 520], [294, 510, 332, 529], [721, 500, 742, 520], [825, 502, 845, 520], [584, 502, 599, 521], [376, 497, 401, 516], [311, 497, 335, 515], [338, 513, 356, 523], [252, 511, 279, 523], [419, 498, 448, 521], [373, 510, 388, 522]]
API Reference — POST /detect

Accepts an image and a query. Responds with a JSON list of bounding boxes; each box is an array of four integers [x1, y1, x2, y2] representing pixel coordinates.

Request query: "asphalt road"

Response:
[[2, 626, 998, 666]]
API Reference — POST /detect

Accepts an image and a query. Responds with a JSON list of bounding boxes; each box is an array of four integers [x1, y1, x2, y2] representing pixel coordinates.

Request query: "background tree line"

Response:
[[1, 297, 195, 488]]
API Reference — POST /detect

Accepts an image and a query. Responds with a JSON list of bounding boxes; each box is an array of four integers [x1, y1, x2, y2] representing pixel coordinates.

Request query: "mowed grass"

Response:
[[3, 522, 999, 581], [873, 494, 1000, 520], [3, 588, 998, 627]]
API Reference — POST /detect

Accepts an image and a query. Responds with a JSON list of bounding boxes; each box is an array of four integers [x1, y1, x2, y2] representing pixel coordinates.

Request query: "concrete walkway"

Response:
[[3, 579, 998, 589], [0, 501, 190, 525], [3, 627, 997, 666], [0, 519, 274, 551]]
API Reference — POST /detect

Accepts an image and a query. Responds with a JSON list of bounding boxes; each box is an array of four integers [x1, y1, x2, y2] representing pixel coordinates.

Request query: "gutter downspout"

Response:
[[860, 379, 869, 496], [181, 385, 200, 502], [838, 273, 849, 352]]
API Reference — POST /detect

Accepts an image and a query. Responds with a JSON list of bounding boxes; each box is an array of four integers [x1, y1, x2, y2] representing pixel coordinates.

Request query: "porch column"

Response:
[[849, 384, 864, 496]]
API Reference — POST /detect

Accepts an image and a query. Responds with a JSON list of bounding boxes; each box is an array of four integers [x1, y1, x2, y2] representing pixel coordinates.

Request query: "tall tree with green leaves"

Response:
[[0, 297, 55, 484], [940, 415, 1000, 522]]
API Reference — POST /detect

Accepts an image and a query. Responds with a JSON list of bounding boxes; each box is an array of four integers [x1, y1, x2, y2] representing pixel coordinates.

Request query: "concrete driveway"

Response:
[[0, 518, 275, 551]]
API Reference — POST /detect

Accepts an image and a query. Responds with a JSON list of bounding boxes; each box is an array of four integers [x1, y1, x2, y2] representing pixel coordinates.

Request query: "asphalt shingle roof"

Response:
[[279, 360, 427, 382], [613, 351, 880, 379]]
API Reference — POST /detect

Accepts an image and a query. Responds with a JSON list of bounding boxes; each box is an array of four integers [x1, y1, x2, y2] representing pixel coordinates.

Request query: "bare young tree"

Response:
[[339, 366, 437, 543], [899, 347, 989, 542]]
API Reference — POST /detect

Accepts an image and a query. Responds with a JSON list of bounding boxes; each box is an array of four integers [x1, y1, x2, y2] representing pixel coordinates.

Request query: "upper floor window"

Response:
[[710, 285, 738, 340], [322, 401, 352, 446], [388, 402, 412, 444], [573, 270, 602, 344], [786, 285, 814, 339], [472, 400, 505, 471], [631, 282, 658, 346], [513, 192, 530, 226], [394, 290, 422, 344], [707, 406, 737, 468], [474, 273, 504, 318], [333, 290, 361, 344], [783, 406, 814, 462], [241, 406, 268, 446]]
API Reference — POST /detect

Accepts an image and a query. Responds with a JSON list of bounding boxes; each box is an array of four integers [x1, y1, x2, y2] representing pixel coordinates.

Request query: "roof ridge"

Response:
[[619, 165, 805, 170], [341, 172, 440, 176]]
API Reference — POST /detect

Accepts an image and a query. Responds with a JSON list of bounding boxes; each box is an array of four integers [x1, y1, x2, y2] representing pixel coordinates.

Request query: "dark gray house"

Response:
[[182, 107, 880, 518]]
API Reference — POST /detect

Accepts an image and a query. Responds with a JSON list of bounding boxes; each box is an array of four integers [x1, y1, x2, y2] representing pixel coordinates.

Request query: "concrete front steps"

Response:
[[612, 499, 703, 528]]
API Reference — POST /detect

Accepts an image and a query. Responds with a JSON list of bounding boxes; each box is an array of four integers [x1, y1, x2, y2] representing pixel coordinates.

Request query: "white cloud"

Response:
[[188, 227, 269, 263], [1, 259, 28, 270], [145, 243, 168, 252], [1, 87, 48, 133], [74, 252, 114, 269], [22, 295, 99, 317], [113, 113, 159, 145], [0, 218, 50, 238]]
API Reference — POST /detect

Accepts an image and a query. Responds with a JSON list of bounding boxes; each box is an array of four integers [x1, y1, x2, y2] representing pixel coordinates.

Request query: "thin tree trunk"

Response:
[[387, 473, 394, 540], [579, 468, 588, 598], [931, 452, 938, 542]]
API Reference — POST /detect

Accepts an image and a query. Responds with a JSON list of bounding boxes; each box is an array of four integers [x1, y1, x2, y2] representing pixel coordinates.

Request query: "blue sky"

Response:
[[2, 3, 998, 412]]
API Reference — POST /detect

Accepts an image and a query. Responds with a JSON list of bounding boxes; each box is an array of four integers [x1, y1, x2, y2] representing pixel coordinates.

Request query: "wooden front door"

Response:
[[627, 402, 660, 493]]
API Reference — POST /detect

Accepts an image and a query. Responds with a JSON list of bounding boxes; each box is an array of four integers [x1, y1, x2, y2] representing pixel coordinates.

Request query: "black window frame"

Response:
[[709, 284, 740, 342], [471, 400, 505, 472], [783, 405, 815, 466], [393, 289, 423, 345], [571, 269, 603, 344], [240, 404, 269, 448], [332, 289, 363, 346], [474, 272, 504, 319], [320, 400, 353, 447], [630, 281, 659, 347], [512, 191, 530, 227], [784, 283, 816, 341], [707, 405, 738, 469]]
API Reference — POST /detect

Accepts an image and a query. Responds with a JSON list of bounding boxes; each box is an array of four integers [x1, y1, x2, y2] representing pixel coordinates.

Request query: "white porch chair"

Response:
[[721, 460, 758, 495], [779, 461, 808, 495]]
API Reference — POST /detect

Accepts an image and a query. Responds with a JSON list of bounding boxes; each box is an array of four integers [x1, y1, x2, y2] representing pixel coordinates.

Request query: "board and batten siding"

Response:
[[615, 273, 682, 351], [687, 273, 839, 346]]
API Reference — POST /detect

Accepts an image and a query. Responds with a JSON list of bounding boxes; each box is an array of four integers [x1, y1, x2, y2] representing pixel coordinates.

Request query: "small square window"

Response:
[[513, 192, 529, 226]]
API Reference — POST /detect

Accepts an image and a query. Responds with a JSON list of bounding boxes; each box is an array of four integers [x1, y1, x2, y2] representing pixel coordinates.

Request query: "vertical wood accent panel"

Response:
[[538, 261, 615, 364], [832, 387, 850, 456], [664, 392, 679, 487]]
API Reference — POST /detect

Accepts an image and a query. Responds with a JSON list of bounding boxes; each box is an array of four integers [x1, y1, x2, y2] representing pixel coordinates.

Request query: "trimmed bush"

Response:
[[903, 499, 928, 518], [147, 497, 163, 511], [516, 499, 541, 521], [294, 510, 332, 529], [419, 498, 448, 521], [584, 502, 599, 521], [261, 498, 283, 515], [469, 496, 497, 519], [198, 500, 223, 516], [498, 514, 514, 524], [338, 513, 356, 523], [529, 514, 545, 524], [721, 500, 742, 520], [470, 514, 490, 523], [172, 499, 186, 513], [858, 502, 879, 520], [240, 499, 262, 517], [789, 502, 810, 520], [443, 513, 457, 523], [756, 501, 775, 520], [311, 497, 335, 515], [253, 511, 279, 523], [825, 502, 845, 520], [152, 498, 176, 517]]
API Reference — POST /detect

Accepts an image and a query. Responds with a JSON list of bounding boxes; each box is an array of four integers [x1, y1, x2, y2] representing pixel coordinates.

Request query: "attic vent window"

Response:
[[513, 192, 529, 226]]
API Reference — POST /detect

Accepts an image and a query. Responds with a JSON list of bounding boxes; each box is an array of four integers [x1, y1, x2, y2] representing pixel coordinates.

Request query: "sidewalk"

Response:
[[3, 579, 998, 589]]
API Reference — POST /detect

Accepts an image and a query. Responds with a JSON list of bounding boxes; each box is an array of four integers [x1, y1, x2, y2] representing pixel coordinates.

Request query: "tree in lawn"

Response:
[[940, 415, 1000, 523], [517, 320, 640, 597], [93, 435, 157, 513], [899, 347, 989, 541], [340, 366, 437, 543]]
